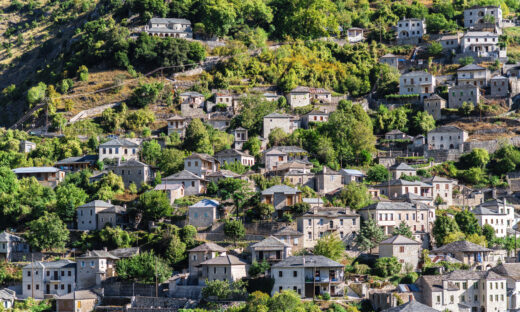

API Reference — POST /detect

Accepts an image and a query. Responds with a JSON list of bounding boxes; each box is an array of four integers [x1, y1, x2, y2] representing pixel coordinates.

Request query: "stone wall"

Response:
[[103, 281, 165, 297]]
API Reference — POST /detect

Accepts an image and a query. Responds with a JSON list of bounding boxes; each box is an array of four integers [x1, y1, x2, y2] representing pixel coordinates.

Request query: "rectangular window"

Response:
[[279, 271, 283, 277], [293, 271, 297, 277]]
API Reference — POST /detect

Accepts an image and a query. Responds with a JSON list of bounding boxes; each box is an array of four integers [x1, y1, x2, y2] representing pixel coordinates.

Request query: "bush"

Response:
[[322, 292, 331, 300], [401, 272, 418, 284], [249, 260, 270, 277], [353, 263, 370, 275], [374, 257, 402, 277]]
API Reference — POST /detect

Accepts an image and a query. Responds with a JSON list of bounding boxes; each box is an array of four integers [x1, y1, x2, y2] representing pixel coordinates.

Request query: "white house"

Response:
[[427, 126, 468, 151], [464, 6, 502, 29], [399, 71, 435, 100], [145, 18, 192, 38], [396, 19, 426, 43], [471, 199, 516, 238]]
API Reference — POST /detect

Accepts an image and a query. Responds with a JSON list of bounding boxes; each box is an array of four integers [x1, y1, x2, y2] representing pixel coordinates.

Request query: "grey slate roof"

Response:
[[77, 250, 119, 260], [302, 207, 358, 218], [360, 201, 430, 211], [77, 200, 114, 209], [389, 163, 416, 171], [273, 227, 303, 237], [185, 153, 216, 162], [428, 126, 465, 134], [205, 170, 241, 179], [163, 170, 203, 181], [55, 155, 98, 165], [0, 231, 25, 243], [99, 138, 139, 148], [24, 259, 76, 269], [200, 255, 247, 266], [492, 263, 520, 280], [264, 146, 307, 155], [375, 179, 432, 188], [56, 290, 99, 300], [113, 159, 149, 168], [250, 236, 290, 249], [431, 240, 492, 253], [0, 289, 15, 300], [382, 300, 440, 312], [261, 184, 301, 195], [272, 255, 343, 268], [458, 64, 487, 71], [471, 206, 502, 215], [189, 242, 227, 253], [264, 112, 293, 118], [190, 199, 219, 208], [150, 17, 191, 25], [110, 247, 140, 258], [425, 94, 444, 101], [13, 167, 60, 174], [380, 235, 421, 245], [214, 149, 251, 158]]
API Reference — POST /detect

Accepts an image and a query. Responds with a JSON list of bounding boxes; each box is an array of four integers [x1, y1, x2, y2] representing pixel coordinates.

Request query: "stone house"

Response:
[[263, 146, 309, 171], [416, 270, 507, 312], [205, 170, 242, 184], [273, 161, 315, 189], [430, 240, 494, 270], [145, 18, 192, 38], [461, 32, 504, 59], [315, 167, 343, 194], [470, 199, 515, 238], [19, 140, 36, 153], [389, 163, 417, 179], [286, 86, 311, 108], [457, 64, 490, 87], [373, 179, 433, 200], [359, 201, 435, 247], [0, 231, 30, 262], [490, 76, 509, 97], [261, 185, 302, 218], [180, 91, 205, 107], [297, 207, 360, 249], [54, 155, 98, 173], [162, 170, 206, 195], [188, 242, 227, 278], [423, 94, 446, 120], [214, 149, 255, 167], [250, 236, 292, 263], [272, 227, 304, 251], [427, 126, 468, 150], [76, 250, 118, 289], [188, 199, 220, 228], [213, 90, 235, 108], [233, 127, 248, 150], [438, 33, 462, 52], [55, 290, 99, 312], [263, 92, 280, 102], [340, 169, 364, 185], [464, 6, 502, 29], [263, 113, 299, 138], [98, 138, 139, 162], [396, 19, 426, 44], [0, 289, 15, 310], [22, 260, 76, 299], [380, 54, 399, 69], [491, 263, 520, 311], [309, 88, 332, 104], [448, 84, 480, 109], [399, 71, 435, 100], [271, 255, 345, 298], [184, 153, 218, 178], [379, 235, 422, 272], [205, 112, 232, 131], [109, 159, 154, 189], [302, 111, 329, 129], [380, 299, 440, 312], [200, 255, 247, 283], [385, 129, 410, 140], [347, 27, 364, 43], [153, 183, 184, 205], [423, 176, 456, 206], [167, 115, 188, 138], [76, 200, 127, 231], [12, 167, 65, 188]]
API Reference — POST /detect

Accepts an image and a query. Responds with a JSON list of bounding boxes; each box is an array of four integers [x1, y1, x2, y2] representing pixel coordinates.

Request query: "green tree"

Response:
[[411, 111, 436, 135], [200, 0, 237, 38], [433, 215, 460, 246], [252, 203, 274, 220], [224, 219, 245, 245], [26, 212, 69, 251], [77, 65, 89, 81], [459, 56, 475, 66], [116, 251, 171, 283], [141, 139, 162, 166], [129, 82, 163, 108], [459, 148, 490, 169], [483, 224, 495, 244], [180, 225, 197, 248], [218, 178, 251, 217], [27, 82, 47, 105], [338, 182, 370, 210], [243, 136, 262, 157], [98, 226, 132, 249], [55, 184, 88, 223], [166, 235, 186, 265], [158, 148, 186, 176], [374, 257, 402, 277], [184, 119, 213, 154], [137, 190, 173, 222], [248, 260, 270, 277], [313, 233, 345, 261], [269, 290, 306, 310], [392, 221, 413, 238], [427, 42, 443, 56], [455, 210, 482, 235], [356, 217, 384, 252], [366, 164, 389, 183]]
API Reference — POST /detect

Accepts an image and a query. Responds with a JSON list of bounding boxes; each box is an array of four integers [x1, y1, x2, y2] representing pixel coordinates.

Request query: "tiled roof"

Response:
[[389, 163, 416, 171], [200, 255, 247, 266], [492, 263, 520, 280], [382, 300, 440, 312], [167, 115, 186, 121], [205, 170, 241, 178], [380, 235, 421, 245], [56, 290, 99, 300], [99, 138, 139, 148], [78, 200, 114, 209], [432, 240, 492, 253], [272, 255, 343, 268], [425, 94, 444, 101], [264, 112, 293, 118], [428, 126, 465, 134], [289, 86, 310, 93], [458, 64, 487, 71], [190, 199, 219, 208], [24, 260, 76, 269], [273, 227, 303, 237], [154, 183, 183, 191], [250, 236, 290, 249], [360, 201, 430, 211], [302, 207, 358, 218], [78, 250, 119, 260], [261, 185, 300, 195], [0, 231, 25, 243], [13, 167, 60, 174], [55, 155, 98, 165], [163, 170, 203, 181], [265, 146, 307, 155], [185, 153, 216, 162], [214, 149, 251, 158], [114, 159, 149, 167], [189, 242, 226, 252], [150, 17, 191, 24]]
